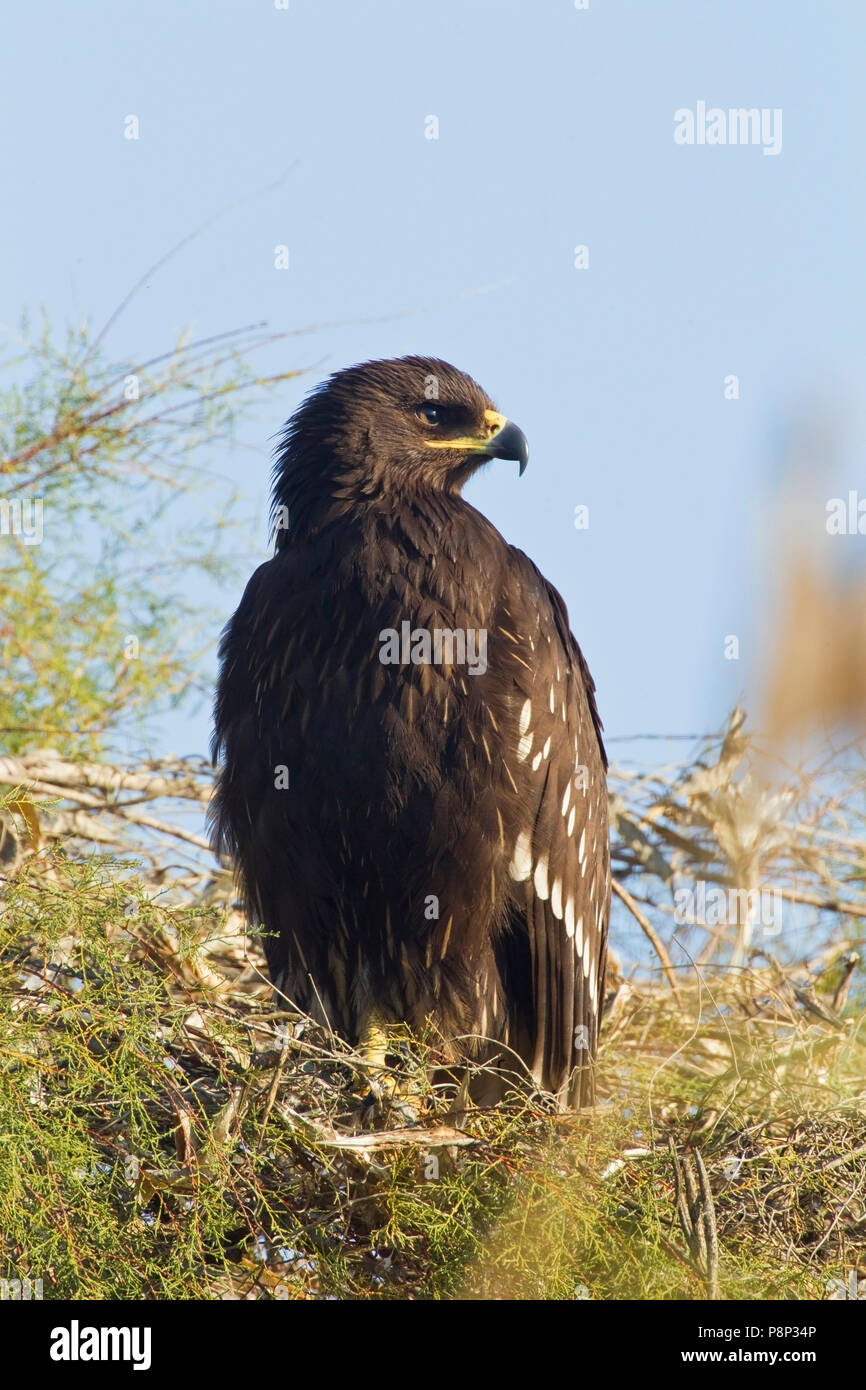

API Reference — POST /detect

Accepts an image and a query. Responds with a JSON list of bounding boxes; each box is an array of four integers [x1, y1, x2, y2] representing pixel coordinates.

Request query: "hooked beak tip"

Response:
[[486, 418, 529, 475]]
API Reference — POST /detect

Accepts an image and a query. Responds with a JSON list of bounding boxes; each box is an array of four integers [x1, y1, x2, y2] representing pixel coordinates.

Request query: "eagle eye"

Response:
[[415, 403, 441, 426]]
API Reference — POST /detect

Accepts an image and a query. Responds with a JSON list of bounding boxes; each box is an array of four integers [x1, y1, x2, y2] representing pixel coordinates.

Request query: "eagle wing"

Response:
[[496, 549, 610, 1106]]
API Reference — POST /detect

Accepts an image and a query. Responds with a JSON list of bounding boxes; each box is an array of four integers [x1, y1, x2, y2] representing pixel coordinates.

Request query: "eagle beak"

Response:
[[482, 412, 530, 476]]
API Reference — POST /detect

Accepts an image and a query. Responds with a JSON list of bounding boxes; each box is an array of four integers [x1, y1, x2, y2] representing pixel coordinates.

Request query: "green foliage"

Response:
[[1, 847, 862, 1301], [0, 314, 302, 756]]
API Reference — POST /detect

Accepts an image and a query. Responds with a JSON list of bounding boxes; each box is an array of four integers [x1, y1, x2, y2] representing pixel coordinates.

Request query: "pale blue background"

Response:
[[2, 0, 864, 772]]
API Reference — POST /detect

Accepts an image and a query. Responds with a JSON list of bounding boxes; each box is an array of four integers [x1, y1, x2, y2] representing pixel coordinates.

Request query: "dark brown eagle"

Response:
[[210, 356, 609, 1107]]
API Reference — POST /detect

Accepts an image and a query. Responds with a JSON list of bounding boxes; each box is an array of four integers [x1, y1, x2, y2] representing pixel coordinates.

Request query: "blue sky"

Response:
[[2, 0, 864, 766]]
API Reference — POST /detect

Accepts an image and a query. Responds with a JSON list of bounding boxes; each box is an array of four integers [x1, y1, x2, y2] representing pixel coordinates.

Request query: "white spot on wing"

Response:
[[509, 830, 532, 881], [551, 877, 563, 919], [519, 699, 532, 735], [533, 854, 550, 900], [517, 732, 533, 762], [564, 897, 575, 937]]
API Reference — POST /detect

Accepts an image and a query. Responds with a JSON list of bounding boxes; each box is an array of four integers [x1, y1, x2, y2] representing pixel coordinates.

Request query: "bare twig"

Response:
[[613, 878, 683, 1004]]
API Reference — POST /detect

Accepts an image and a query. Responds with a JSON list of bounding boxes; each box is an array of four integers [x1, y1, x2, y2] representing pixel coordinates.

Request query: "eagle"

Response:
[[210, 357, 610, 1108]]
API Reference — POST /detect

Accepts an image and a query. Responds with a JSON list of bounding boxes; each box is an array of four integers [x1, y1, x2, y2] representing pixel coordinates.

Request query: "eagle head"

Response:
[[271, 356, 529, 539]]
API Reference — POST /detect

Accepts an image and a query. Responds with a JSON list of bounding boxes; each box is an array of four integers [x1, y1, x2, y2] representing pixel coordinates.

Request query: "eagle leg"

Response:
[[356, 1011, 390, 1083], [356, 1012, 422, 1126]]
